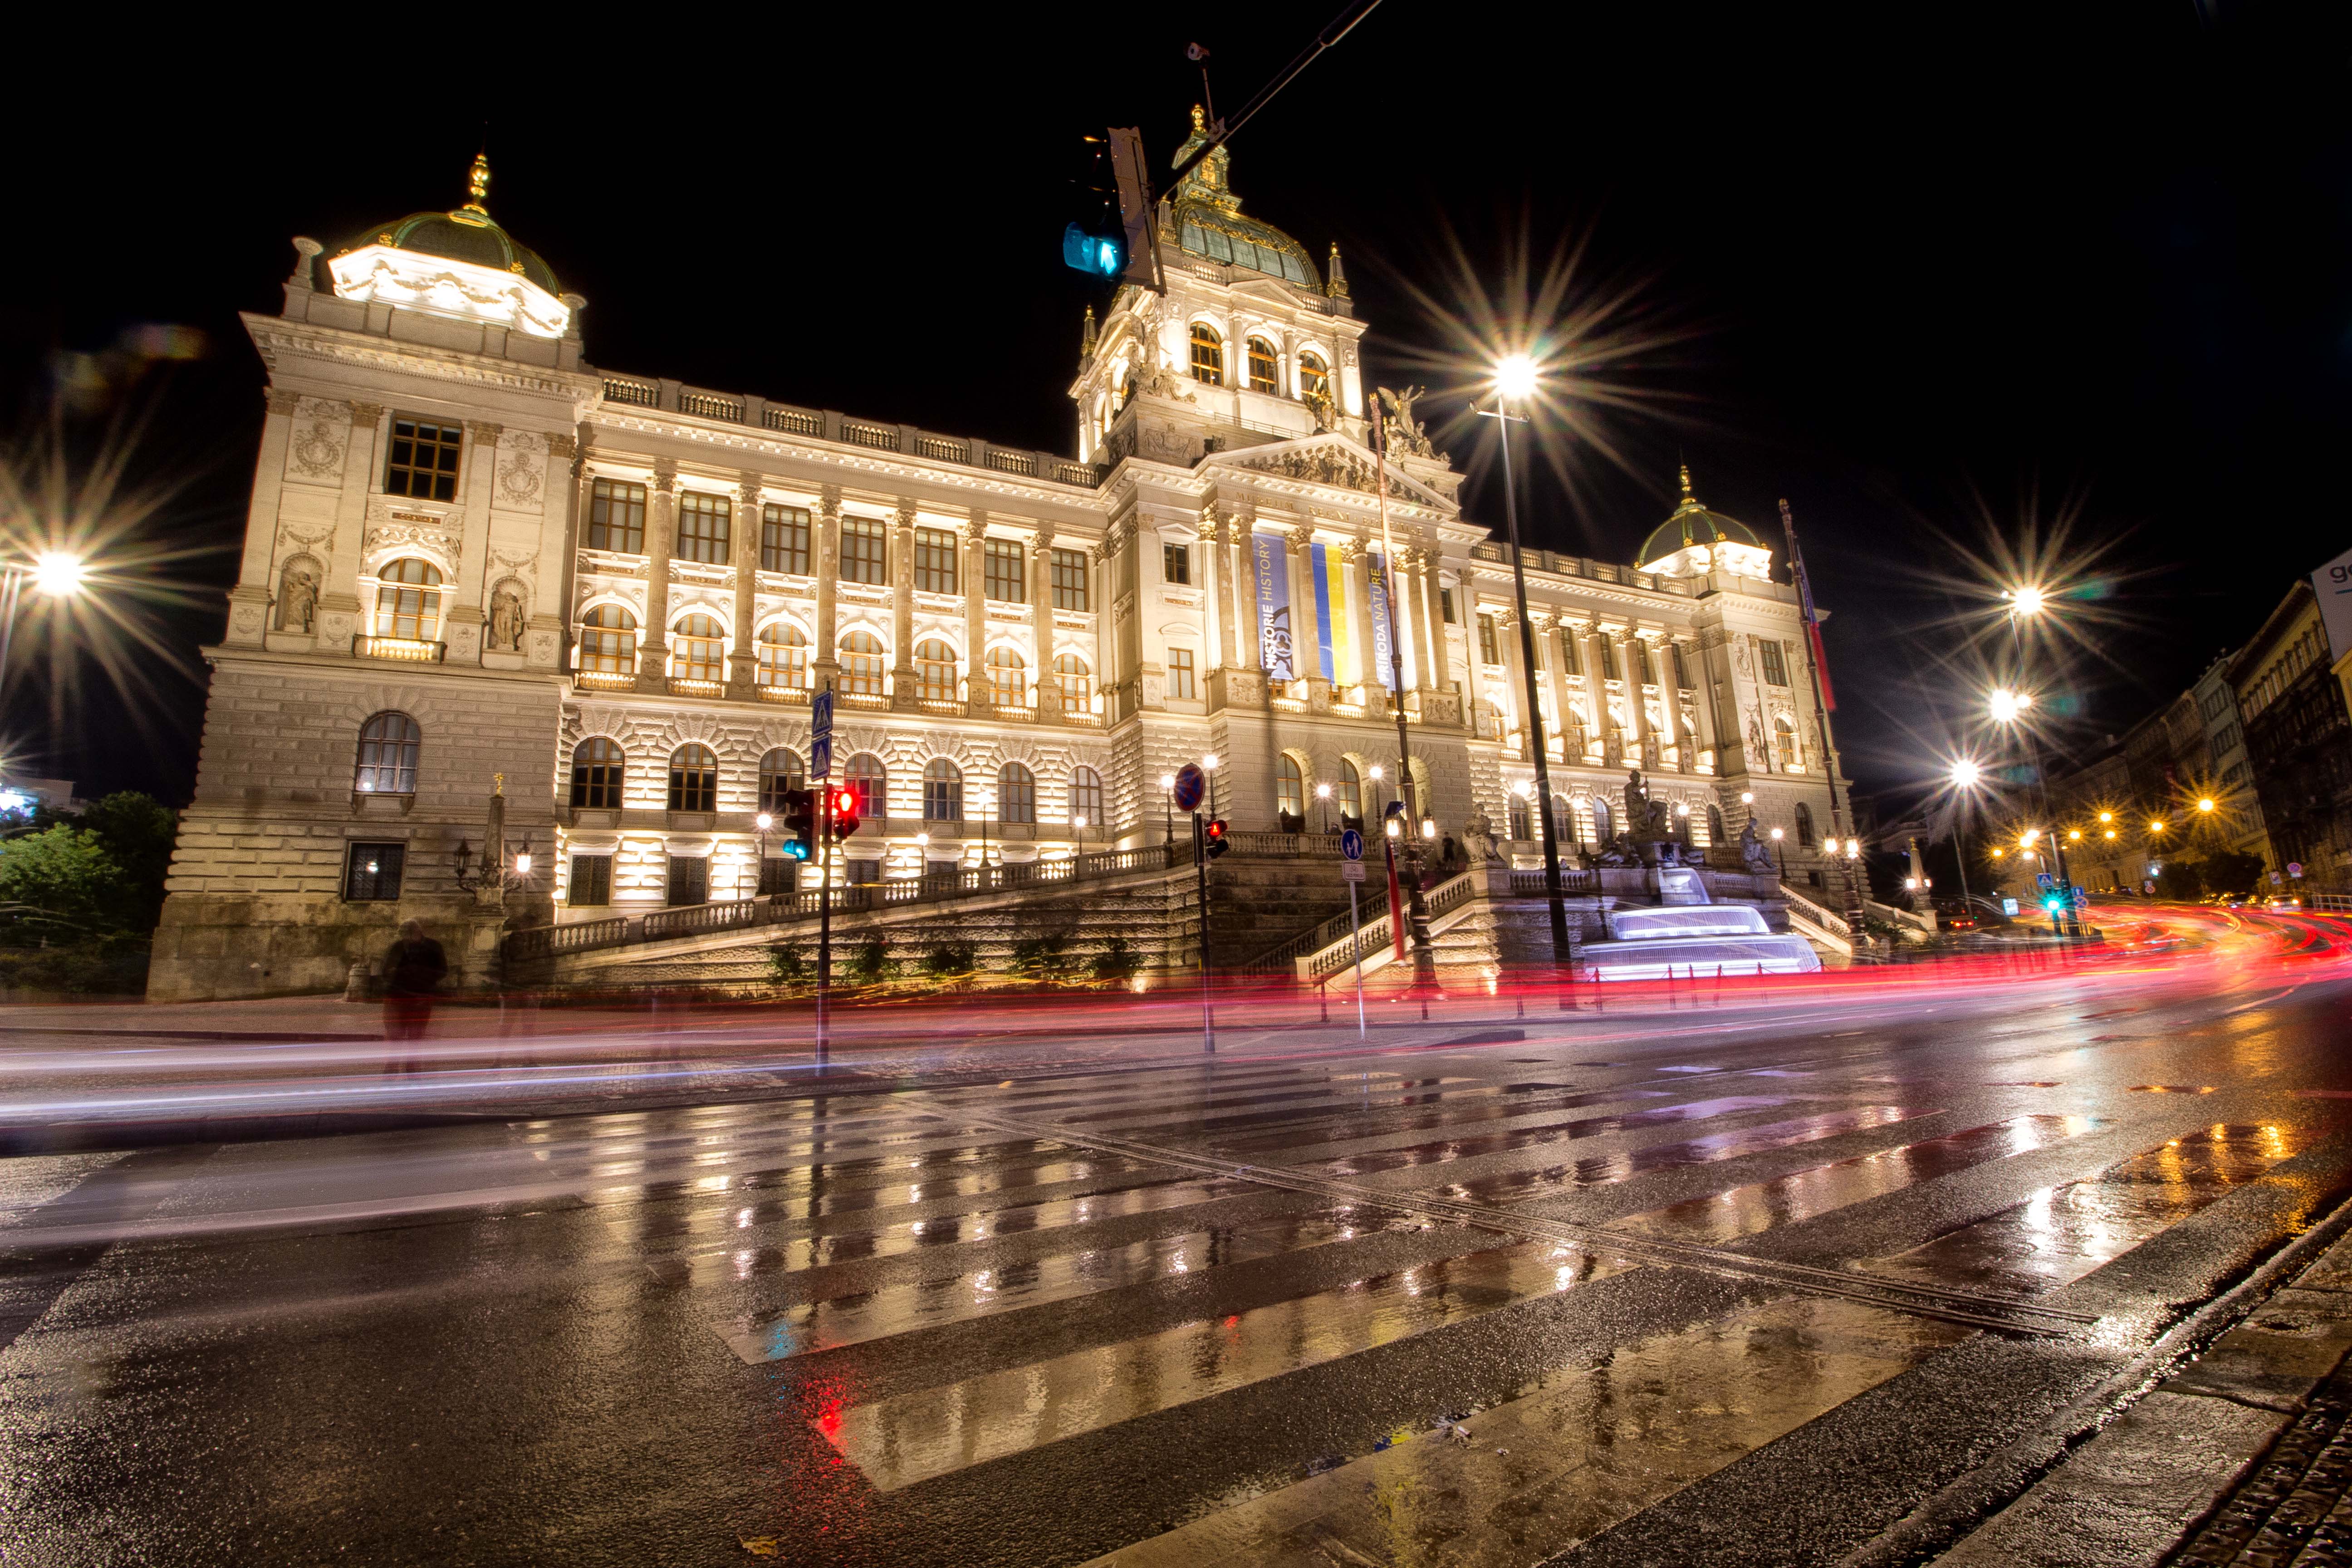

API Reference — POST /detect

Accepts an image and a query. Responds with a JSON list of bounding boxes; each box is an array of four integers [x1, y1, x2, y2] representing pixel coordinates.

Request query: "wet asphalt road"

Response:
[[5, 910, 2352, 1566]]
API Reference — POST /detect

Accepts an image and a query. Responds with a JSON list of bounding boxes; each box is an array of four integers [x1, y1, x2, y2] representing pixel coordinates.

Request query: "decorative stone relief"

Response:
[[495, 433, 544, 507], [275, 555, 323, 632], [288, 415, 346, 479], [487, 581, 528, 652]]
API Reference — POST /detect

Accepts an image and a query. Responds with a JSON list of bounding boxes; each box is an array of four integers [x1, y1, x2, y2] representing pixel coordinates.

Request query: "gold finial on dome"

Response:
[[1678, 464, 1696, 505], [465, 151, 491, 215], [1191, 103, 1207, 132]]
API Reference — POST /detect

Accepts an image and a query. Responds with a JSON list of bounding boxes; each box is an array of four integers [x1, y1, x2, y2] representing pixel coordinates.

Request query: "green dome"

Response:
[[1168, 108, 1321, 290], [1637, 466, 1764, 568], [334, 154, 561, 295]]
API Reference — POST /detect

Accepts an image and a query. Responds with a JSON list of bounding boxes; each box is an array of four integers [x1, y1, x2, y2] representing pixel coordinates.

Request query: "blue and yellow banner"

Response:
[[1310, 542, 1351, 683]]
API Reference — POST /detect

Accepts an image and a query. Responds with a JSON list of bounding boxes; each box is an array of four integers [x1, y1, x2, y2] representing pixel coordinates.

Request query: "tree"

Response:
[[2155, 858, 2205, 901], [0, 825, 125, 936], [77, 793, 178, 931], [2198, 850, 2265, 897]]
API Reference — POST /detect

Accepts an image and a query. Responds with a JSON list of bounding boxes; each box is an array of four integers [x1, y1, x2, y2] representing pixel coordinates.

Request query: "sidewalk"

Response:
[[1927, 1215, 2352, 1567]]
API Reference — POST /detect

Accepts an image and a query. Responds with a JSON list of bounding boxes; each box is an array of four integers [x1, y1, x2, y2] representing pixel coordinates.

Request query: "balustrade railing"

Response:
[[678, 391, 742, 422], [1504, 867, 1601, 897], [355, 636, 446, 663]]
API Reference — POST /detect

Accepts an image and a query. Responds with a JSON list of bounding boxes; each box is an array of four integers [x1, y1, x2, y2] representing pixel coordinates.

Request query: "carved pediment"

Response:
[[1203, 436, 1453, 512]]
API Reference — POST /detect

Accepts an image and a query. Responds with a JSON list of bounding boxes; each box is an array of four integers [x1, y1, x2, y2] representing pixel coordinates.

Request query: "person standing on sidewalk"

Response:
[[382, 919, 447, 1073]]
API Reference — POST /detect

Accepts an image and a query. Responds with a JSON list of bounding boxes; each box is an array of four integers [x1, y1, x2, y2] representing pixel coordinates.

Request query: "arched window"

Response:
[[756, 622, 808, 690], [667, 744, 717, 812], [923, 758, 963, 823], [1589, 795, 1613, 846], [1246, 337, 1277, 393], [914, 639, 958, 703], [670, 612, 725, 683], [1276, 754, 1305, 819], [578, 604, 637, 675], [758, 748, 804, 813], [1706, 804, 1726, 847], [1188, 322, 1224, 384], [1298, 353, 1329, 400], [354, 711, 420, 795], [372, 559, 442, 642], [1336, 759, 1363, 824], [843, 753, 886, 821], [840, 630, 885, 696], [1071, 765, 1104, 828], [984, 646, 1026, 706], [1507, 794, 1532, 842], [1795, 802, 1817, 848], [569, 737, 624, 809], [999, 761, 1036, 825], [1051, 653, 1090, 716], [1774, 715, 1799, 771]]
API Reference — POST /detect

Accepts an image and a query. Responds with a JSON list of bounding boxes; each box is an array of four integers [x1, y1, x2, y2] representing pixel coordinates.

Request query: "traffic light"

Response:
[[829, 785, 861, 841], [1062, 128, 1161, 290], [779, 789, 815, 862], [1204, 818, 1230, 859]]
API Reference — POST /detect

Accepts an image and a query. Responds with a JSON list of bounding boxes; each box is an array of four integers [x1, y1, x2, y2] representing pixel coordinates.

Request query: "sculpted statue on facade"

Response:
[[277, 565, 318, 633], [1375, 387, 1436, 458], [489, 588, 525, 652]]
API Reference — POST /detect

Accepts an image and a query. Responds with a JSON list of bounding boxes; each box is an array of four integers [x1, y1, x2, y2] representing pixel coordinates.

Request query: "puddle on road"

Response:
[[819, 1241, 1630, 1492], [1084, 1294, 1970, 1568], [1865, 1122, 2314, 1299], [719, 1207, 1428, 1363], [1447, 1105, 1936, 1206], [1621, 1114, 2102, 1245]]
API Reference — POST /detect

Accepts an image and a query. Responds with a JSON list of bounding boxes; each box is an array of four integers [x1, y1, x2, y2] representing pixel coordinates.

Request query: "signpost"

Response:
[[1173, 763, 1211, 1054], [1340, 829, 1367, 1040], [812, 688, 835, 1062]]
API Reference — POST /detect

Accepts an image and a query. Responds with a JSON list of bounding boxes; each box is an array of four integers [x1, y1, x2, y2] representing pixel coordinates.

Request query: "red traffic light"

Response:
[[1204, 817, 1230, 859], [829, 786, 860, 838]]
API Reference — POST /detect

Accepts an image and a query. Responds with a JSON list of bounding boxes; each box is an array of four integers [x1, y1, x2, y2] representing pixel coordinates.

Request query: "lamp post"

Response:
[[1315, 782, 1332, 835], [1769, 825, 1787, 880], [1478, 354, 1570, 966], [1998, 586, 2079, 936], [1368, 763, 1386, 820], [1160, 772, 1176, 847], [1945, 760, 1980, 918], [750, 811, 772, 898], [1366, 400, 1438, 986], [0, 550, 87, 690]]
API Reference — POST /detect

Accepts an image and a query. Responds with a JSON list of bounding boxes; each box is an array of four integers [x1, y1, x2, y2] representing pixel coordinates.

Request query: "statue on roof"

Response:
[[1377, 387, 1436, 459]]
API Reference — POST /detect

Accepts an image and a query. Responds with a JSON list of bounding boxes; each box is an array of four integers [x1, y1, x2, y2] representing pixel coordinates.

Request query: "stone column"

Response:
[[812, 484, 841, 692], [1091, 539, 1115, 721], [891, 500, 918, 709], [1286, 527, 1323, 698], [962, 513, 987, 711], [543, 431, 583, 673], [1460, 602, 1487, 738], [320, 401, 384, 651], [228, 388, 300, 647], [1538, 619, 1572, 764], [447, 420, 501, 664], [1670, 637, 1700, 771], [1230, 517, 1259, 672], [1416, 553, 1452, 694], [1581, 624, 1614, 762], [1621, 632, 1651, 763], [635, 458, 677, 692], [1197, 508, 1228, 670], [1495, 610, 1529, 755], [1029, 535, 1054, 718], [725, 474, 761, 698]]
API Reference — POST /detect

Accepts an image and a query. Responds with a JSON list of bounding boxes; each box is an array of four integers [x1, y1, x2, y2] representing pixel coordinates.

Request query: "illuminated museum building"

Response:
[[152, 140, 1845, 998]]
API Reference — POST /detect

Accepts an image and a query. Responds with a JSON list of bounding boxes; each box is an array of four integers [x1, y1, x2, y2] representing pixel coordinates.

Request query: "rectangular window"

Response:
[[1599, 638, 1619, 681], [1169, 648, 1196, 700], [1051, 548, 1089, 611], [344, 841, 406, 901], [914, 527, 958, 593], [1163, 541, 1191, 585], [841, 517, 887, 585], [384, 417, 460, 501], [1561, 632, 1579, 676], [589, 480, 647, 554], [1440, 588, 1457, 624], [567, 853, 612, 907], [985, 539, 1025, 602], [1671, 642, 1692, 690], [665, 855, 709, 908], [1478, 614, 1499, 665], [1759, 637, 1789, 687], [674, 493, 731, 564], [760, 504, 810, 574]]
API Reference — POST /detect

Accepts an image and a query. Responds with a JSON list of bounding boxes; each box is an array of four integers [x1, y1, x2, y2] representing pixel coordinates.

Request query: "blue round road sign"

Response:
[[1340, 828, 1364, 861], [1171, 763, 1207, 813]]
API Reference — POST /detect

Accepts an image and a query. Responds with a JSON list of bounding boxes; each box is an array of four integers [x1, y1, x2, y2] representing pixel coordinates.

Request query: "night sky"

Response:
[[8, 4, 2348, 813]]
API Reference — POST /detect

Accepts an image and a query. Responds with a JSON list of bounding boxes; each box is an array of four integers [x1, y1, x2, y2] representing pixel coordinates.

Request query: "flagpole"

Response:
[[1779, 498, 1864, 931]]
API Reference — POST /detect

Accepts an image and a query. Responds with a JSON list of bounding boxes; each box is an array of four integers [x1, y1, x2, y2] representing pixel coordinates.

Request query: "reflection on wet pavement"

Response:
[[1867, 1123, 2313, 1299], [1322, 1096, 1794, 1177], [1622, 1114, 2101, 1245], [1444, 1105, 1932, 1206], [1086, 1295, 1971, 1568], [720, 1206, 1426, 1362], [822, 1241, 1629, 1491]]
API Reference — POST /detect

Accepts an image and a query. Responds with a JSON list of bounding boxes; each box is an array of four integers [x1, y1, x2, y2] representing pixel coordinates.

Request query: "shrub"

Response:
[[1090, 936, 1144, 985], [922, 941, 978, 981], [845, 934, 897, 987], [765, 943, 810, 988], [1009, 931, 1075, 983]]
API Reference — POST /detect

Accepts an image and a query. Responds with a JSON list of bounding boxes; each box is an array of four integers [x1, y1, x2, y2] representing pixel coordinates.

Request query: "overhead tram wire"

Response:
[[1163, 0, 1387, 192]]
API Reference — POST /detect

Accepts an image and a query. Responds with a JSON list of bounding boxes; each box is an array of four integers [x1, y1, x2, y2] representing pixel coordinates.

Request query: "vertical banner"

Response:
[[1252, 531, 1294, 680], [1311, 542, 1345, 682], [1366, 551, 1399, 691]]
